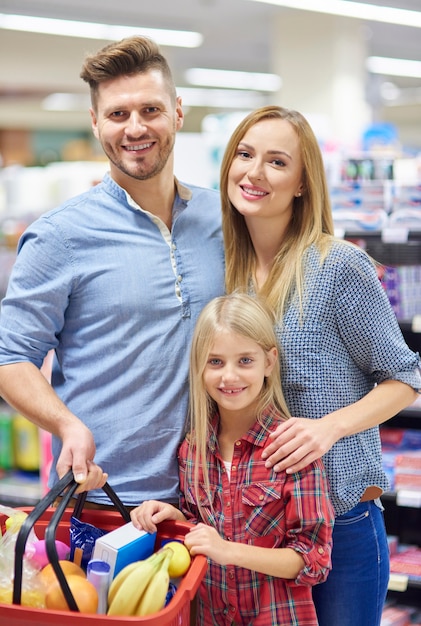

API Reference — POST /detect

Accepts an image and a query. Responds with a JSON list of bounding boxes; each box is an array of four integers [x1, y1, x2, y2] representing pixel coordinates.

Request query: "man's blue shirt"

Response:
[[0, 173, 225, 505]]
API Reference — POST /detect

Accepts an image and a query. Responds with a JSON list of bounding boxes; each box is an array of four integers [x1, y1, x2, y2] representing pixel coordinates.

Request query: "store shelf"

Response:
[[355, 230, 421, 612], [388, 573, 421, 593], [382, 469, 421, 606], [386, 409, 421, 431], [0, 470, 43, 506], [387, 586, 421, 610], [345, 231, 421, 267]]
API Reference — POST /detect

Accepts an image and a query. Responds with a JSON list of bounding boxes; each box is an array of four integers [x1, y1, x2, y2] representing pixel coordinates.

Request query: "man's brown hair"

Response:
[[80, 35, 177, 110]]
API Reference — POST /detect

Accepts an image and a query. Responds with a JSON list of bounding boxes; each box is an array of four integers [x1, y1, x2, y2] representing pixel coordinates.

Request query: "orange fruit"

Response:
[[39, 560, 85, 591], [45, 574, 98, 613]]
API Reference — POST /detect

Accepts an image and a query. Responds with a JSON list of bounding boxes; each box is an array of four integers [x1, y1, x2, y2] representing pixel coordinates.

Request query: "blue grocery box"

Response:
[[92, 521, 156, 578]]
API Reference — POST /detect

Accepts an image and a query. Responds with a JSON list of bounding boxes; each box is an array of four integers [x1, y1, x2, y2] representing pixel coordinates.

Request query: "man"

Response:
[[0, 36, 225, 505]]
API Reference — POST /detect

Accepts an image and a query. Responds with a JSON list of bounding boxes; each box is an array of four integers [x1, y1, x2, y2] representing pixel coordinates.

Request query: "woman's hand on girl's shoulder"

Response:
[[262, 416, 336, 473]]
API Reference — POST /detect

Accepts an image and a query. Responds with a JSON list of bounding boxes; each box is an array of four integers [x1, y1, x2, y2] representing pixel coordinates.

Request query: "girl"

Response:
[[219, 105, 421, 625], [131, 292, 334, 626]]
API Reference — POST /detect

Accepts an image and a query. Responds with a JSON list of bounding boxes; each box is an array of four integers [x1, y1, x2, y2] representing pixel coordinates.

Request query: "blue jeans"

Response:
[[312, 501, 390, 626]]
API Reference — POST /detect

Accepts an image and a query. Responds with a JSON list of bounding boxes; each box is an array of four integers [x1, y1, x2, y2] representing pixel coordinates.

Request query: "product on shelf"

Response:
[[0, 410, 13, 470], [381, 265, 421, 321], [390, 546, 421, 582], [381, 602, 421, 626], [381, 427, 421, 492], [0, 405, 43, 505], [394, 452, 421, 491], [12, 414, 40, 472]]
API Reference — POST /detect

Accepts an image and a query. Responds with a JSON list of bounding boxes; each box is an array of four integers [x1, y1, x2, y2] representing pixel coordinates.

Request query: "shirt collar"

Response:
[[208, 408, 280, 453], [175, 177, 192, 201], [107, 174, 192, 213]]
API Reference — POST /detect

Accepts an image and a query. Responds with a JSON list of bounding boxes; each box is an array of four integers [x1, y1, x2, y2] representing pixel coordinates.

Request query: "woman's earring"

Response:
[[295, 191, 302, 197]]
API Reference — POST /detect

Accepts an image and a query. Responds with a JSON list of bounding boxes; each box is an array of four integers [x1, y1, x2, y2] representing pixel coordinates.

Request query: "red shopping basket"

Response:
[[0, 471, 207, 626]]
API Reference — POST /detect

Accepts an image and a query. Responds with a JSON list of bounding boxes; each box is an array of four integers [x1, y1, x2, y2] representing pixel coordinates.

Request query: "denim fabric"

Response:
[[312, 501, 390, 626]]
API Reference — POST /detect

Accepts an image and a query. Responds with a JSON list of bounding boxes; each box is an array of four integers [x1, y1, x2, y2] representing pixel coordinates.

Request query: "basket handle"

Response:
[[13, 470, 131, 610]]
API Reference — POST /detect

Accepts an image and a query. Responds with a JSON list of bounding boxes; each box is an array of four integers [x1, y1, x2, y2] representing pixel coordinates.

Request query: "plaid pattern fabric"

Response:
[[179, 409, 334, 625]]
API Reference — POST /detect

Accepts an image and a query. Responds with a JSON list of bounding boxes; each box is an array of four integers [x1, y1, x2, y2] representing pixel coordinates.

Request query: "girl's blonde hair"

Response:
[[220, 105, 335, 319], [186, 292, 290, 519]]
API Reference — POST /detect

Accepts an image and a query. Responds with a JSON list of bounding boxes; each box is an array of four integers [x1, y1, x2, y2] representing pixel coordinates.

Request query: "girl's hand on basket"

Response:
[[130, 500, 186, 533], [184, 523, 230, 564], [74, 460, 108, 493]]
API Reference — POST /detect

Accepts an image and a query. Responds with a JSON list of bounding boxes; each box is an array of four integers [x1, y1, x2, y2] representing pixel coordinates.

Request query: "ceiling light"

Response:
[[379, 82, 401, 101], [0, 13, 203, 47], [177, 87, 269, 108], [381, 86, 421, 106], [42, 93, 91, 111], [245, 0, 421, 28], [185, 68, 282, 92], [42, 88, 269, 111], [366, 56, 421, 78]]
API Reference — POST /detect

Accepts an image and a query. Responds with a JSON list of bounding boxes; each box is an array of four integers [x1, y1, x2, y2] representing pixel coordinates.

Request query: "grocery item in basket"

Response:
[[3, 508, 69, 571], [107, 547, 172, 616], [69, 515, 107, 571], [137, 548, 172, 617], [92, 521, 156, 578], [0, 506, 44, 607], [86, 559, 111, 614], [45, 573, 98, 613], [0, 515, 207, 625], [38, 560, 85, 591], [162, 540, 191, 578], [0, 584, 45, 608], [164, 581, 177, 607], [25, 539, 70, 569]]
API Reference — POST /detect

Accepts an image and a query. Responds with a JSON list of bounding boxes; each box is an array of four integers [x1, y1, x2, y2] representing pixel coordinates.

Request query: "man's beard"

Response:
[[102, 134, 175, 181]]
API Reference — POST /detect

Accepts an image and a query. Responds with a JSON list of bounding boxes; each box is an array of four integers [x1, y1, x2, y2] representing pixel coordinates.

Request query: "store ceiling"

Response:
[[0, 0, 420, 136]]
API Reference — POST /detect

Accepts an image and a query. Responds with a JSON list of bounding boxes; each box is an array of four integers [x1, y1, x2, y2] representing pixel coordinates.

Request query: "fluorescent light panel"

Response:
[[42, 93, 91, 111], [42, 88, 269, 111], [177, 87, 269, 108], [245, 0, 421, 28], [366, 56, 421, 78], [185, 68, 282, 92], [0, 13, 203, 47]]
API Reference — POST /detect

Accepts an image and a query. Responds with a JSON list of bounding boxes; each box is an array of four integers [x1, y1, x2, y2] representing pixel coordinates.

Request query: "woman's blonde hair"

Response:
[[220, 105, 335, 318], [186, 292, 290, 519]]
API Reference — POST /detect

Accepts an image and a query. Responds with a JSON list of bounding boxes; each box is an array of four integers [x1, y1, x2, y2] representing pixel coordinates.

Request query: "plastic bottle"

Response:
[[12, 414, 40, 471], [87, 559, 111, 614]]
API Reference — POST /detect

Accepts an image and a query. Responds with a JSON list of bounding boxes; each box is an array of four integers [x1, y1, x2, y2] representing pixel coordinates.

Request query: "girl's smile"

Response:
[[204, 328, 276, 422]]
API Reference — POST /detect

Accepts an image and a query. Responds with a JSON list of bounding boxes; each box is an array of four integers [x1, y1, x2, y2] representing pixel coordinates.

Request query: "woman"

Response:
[[220, 105, 421, 626]]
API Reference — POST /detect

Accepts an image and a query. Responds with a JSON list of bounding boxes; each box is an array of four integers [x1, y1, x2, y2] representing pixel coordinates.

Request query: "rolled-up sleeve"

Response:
[[0, 219, 72, 368], [335, 246, 421, 392], [282, 459, 335, 587]]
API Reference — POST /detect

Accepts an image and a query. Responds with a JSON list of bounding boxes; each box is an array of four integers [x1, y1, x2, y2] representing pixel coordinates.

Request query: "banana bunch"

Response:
[[107, 547, 173, 617]]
